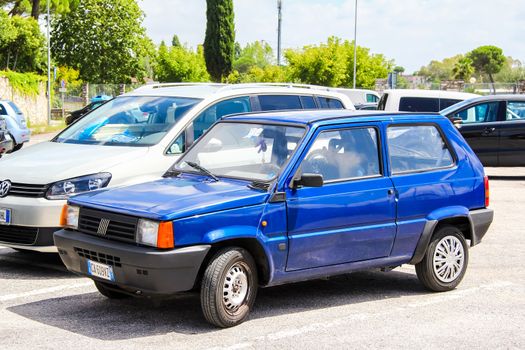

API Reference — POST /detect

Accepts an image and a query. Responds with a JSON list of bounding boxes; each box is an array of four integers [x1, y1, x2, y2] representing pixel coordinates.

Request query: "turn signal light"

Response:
[[157, 221, 174, 248], [59, 205, 68, 226], [484, 175, 490, 207]]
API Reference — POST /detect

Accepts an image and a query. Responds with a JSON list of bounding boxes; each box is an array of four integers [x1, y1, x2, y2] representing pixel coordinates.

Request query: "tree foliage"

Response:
[[154, 41, 209, 82], [0, 0, 78, 19], [233, 41, 274, 74], [204, 0, 235, 82], [285, 37, 392, 88], [416, 55, 462, 82], [452, 56, 474, 81], [51, 0, 150, 83], [0, 10, 46, 72], [468, 45, 506, 84], [171, 34, 181, 48], [494, 57, 525, 83]]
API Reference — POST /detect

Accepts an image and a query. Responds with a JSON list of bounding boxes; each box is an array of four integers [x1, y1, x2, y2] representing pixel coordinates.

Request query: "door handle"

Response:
[[482, 127, 496, 136], [388, 189, 395, 195]]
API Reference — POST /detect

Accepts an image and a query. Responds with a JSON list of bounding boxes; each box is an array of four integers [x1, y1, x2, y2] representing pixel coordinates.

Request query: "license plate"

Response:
[[0, 208, 11, 225], [87, 260, 115, 281]]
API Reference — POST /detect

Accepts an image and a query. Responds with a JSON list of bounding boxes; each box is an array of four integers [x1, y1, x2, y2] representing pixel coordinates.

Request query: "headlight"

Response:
[[136, 219, 174, 248], [46, 173, 112, 200], [60, 205, 80, 229]]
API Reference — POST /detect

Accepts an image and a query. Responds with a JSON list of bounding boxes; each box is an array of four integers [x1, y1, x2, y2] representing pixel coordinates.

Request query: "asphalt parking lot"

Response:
[[0, 167, 523, 349]]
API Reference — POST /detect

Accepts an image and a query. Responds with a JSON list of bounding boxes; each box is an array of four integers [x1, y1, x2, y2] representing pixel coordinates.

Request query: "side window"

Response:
[[301, 127, 381, 182], [387, 125, 454, 174], [399, 97, 439, 112], [259, 95, 302, 110], [506, 101, 525, 120], [440, 98, 462, 110], [366, 94, 379, 103], [300, 96, 317, 109], [0, 104, 7, 115], [318, 97, 344, 109], [166, 96, 251, 155], [454, 102, 499, 124]]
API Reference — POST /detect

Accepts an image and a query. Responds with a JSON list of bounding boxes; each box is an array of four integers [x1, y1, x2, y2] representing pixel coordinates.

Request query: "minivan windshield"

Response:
[[173, 122, 305, 182], [55, 96, 201, 146]]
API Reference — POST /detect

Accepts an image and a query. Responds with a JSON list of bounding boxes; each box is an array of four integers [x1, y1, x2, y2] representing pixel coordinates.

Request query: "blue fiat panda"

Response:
[[54, 110, 493, 328]]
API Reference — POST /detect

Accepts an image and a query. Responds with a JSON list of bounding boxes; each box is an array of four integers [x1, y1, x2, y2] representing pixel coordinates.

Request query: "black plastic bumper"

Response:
[[0, 226, 58, 246], [469, 208, 494, 246], [54, 229, 211, 296]]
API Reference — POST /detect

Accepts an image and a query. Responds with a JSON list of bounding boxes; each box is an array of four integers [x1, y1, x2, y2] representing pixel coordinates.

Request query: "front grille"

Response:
[[8, 183, 48, 198], [74, 247, 122, 267], [0, 225, 38, 245], [78, 207, 138, 243]]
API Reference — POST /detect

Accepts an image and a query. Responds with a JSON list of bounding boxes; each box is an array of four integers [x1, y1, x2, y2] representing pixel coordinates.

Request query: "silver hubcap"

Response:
[[223, 263, 249, 311], [433, 236, 465, 283]]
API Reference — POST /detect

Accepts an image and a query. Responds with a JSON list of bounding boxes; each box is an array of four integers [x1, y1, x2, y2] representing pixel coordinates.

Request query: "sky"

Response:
[[140, 0, 525, 73]]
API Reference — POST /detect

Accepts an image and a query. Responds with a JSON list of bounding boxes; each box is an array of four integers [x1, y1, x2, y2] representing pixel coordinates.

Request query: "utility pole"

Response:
[[46, 0, 51, 124], [353, 0, 358, 89], [277, 0, 282, 66]]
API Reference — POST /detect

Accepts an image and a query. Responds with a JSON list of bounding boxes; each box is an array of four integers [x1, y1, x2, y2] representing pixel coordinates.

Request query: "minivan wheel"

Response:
[[200, 247, 258, 328], [416, 225, 469, 292], [94, 281, 130, 299]]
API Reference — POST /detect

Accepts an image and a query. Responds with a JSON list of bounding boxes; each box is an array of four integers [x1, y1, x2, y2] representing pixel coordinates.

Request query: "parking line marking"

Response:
[[0, 281, 93, 303]]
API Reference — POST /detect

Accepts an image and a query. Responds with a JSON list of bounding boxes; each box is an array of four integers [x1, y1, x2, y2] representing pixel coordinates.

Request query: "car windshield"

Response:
[[55, 96, 201, 146], [174, 122, 305, 182]]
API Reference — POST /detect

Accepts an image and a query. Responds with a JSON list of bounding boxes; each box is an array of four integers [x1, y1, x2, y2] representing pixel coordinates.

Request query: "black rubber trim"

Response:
[[54, 229, 211, 296], [409, 220, 438, 265], [468, 208, 494, 246]]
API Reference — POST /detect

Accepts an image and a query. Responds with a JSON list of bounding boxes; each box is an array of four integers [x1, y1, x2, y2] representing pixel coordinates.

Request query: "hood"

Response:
[[0, 141, 149, 183], [70, 176, 270, 221]]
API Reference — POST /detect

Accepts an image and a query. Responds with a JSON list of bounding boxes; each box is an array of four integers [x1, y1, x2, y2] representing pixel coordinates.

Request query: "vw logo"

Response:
[[0, 180, 11, 198]]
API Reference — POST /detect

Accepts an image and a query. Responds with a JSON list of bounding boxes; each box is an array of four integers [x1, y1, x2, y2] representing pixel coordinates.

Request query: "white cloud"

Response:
[[140, 0, 525, 72]]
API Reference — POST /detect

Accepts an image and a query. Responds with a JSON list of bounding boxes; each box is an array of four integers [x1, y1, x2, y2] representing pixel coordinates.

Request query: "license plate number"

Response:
[[0, 208, 11, 225], [87, 260, 115, 281]]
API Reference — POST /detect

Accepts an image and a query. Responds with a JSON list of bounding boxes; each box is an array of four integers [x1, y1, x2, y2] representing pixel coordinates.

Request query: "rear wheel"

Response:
[[200, 247, 258, 328], [416, 225, 469, 292], [94, 281, 130, 299]]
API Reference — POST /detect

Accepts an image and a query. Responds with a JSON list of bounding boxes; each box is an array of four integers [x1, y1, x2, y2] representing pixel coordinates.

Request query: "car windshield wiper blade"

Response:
[[184, 161, 220, 182]]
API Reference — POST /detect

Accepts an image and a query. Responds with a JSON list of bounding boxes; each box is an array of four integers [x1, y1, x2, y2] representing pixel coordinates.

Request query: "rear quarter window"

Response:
[[387, 124, 454, 174], [318, 97, 344, 109], [259, 95, 302, 111]]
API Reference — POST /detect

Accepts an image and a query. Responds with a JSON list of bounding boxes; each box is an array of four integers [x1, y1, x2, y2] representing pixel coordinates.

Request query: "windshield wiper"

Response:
[[184, 161, 220, 182]]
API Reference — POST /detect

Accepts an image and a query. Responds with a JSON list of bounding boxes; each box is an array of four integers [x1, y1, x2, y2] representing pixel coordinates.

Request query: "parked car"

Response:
[[330, 88, 380, 105], [65, 95, 113, 126], [0, 116, 14, 156], [54, 109, 493, 328], [0, 100, 31, 152], [378, 89, 479, 112], [0, 83, 354, 252], [440, 94, 525, 166], [354, 102, 378, 110]]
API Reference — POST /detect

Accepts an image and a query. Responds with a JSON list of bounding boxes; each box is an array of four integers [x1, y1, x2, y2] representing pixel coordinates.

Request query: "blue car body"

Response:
[[55, 110, 492, 292]]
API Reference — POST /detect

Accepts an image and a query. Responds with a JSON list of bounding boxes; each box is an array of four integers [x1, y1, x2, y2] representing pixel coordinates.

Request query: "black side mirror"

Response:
[[450, 116, 463, 126], [292, 173, 324, 189]]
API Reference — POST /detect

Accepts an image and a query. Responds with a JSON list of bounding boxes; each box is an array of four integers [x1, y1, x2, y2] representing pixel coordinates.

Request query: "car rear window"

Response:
[[259, 95, 302, 111], [387, 125, 454, 174], [318, 97, 344, 109], [399, 97, 462, 112], [0, 104, 7, 115]]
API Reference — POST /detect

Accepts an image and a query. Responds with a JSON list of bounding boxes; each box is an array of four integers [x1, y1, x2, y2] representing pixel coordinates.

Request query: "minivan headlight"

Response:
[[46, 173, 112, 200]]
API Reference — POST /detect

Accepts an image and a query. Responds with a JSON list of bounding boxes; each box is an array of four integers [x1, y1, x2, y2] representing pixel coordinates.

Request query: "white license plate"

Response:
[[0, 208, 11, 225], [87, 260, 115, 281]]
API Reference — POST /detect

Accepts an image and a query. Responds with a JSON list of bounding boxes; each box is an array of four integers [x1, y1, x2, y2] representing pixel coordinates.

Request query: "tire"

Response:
[[11, 143, 22, 152], [416, 225, 469, 292], [200, 247, 258, 328], [94, 281, 130, 299]]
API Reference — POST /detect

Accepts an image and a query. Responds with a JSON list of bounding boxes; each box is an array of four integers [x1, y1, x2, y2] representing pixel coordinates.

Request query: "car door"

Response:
[[497, 100, 525, 166], [285, 124, 397, 271], [451, 101, 502, 166]]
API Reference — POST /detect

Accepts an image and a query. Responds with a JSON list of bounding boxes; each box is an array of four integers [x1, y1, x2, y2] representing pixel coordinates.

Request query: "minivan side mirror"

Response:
[[292, 173, 324, 189]]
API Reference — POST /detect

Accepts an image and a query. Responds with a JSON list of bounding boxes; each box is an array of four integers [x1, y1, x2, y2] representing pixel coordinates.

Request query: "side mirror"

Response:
[[450, 116, 463, 126], [292, 173, 324, 189]]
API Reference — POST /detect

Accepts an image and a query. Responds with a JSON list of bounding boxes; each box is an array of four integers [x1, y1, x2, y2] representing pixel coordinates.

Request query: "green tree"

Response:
[[393, 66, 405, 74], [204, 0, 235, 82], [416, 55, 463, 82], [154, 42, 209, 82], [233, 41, 274, 74], [468, 45, 506, 86], [494, 57, 525, 83], [171, 34, 181, 47], [51, 0, 150, 83], [452, 56, 474, 81], [0, 10, 46, 72], [0, 0, 78, 19]]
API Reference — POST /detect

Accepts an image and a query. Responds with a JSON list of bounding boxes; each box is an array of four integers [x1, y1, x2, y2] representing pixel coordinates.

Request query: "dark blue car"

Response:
[[54, 110, 493, 328]]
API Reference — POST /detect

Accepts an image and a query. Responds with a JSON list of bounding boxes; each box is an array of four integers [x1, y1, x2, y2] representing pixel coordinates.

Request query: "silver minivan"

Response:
[[0, 100, 31, 152]]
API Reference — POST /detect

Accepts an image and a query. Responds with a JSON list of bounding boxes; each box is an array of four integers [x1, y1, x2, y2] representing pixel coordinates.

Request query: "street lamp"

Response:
[[46, 0, 51, 125], [277, 0, 282, 66], [353, 0, 358, 89]]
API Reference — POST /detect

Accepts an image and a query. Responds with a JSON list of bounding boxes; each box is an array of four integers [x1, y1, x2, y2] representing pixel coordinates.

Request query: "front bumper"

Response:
[[54, 230, 211, 296]]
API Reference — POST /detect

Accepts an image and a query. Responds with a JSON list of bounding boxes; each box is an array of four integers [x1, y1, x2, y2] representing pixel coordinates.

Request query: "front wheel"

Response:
[[200, 247, 258, 328], [416, 225, 469, 292], [94, 281, 130, 299]]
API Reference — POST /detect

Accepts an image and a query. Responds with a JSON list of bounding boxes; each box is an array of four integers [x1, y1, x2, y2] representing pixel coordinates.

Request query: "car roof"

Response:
[[383, 89, 479, 99], [223, 109, 443, 126]]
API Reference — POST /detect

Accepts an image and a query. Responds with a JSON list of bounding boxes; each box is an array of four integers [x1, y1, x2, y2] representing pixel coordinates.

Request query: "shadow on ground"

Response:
[[8, 269, 428, 340], [0, 249, 72, 280]]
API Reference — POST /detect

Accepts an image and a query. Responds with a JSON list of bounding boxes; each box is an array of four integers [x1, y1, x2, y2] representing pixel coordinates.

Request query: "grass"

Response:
[[29, 120, 66, 135]]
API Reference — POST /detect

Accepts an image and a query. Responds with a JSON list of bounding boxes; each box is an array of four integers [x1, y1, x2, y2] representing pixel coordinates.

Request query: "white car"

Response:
[[0, 83, 354, 252], [0, 100, 31, 152], [329, 88, 380, 105], [377, 89, 479, 112]]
